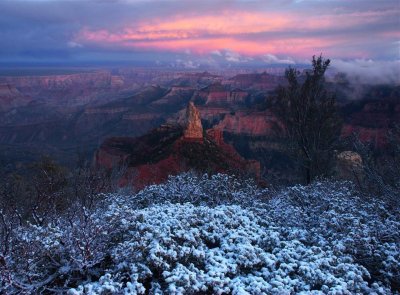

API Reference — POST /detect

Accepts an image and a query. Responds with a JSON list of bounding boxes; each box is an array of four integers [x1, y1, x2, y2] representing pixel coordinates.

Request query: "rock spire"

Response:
[[183, 102, 203, 140]]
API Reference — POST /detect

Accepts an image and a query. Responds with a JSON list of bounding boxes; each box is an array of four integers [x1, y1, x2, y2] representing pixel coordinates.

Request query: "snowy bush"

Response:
[[263, 181, 400, 291], [0, 200, 126, 293], [131, 173, 267, 208], [71, 203, 386, 295], [1, 173, 399, 294]]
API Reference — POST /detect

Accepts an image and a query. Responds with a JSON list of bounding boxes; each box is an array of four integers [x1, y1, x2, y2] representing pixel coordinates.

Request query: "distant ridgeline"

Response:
[[95, 102, 261, 189]]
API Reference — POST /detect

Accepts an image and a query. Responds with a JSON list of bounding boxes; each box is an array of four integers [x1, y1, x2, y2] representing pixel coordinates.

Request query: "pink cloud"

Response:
[[74, 8, 399, 60]]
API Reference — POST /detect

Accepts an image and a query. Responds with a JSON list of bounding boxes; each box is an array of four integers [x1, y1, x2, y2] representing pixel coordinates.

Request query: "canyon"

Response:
[[0, 68, 398, 182]]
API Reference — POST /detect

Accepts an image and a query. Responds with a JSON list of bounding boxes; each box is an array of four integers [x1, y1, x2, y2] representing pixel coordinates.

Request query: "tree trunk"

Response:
[[306, 167, 311, 184]]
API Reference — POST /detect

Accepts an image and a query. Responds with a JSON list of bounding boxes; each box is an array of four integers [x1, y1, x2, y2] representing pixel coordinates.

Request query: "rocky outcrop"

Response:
[[336, 151, 363, 182], [206, 128, 224, 145], [215, 110, 279, 136], [193, 83, 248, 106], [183, 102, 203, 140], [95, 103, 261, 189]]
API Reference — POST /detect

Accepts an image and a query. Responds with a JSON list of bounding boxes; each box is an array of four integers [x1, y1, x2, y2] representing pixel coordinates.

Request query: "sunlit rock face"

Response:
[[183, 102, 203, 140]]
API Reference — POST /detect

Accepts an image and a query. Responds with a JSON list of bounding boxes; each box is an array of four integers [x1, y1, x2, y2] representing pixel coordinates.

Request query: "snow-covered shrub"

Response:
[[1, 174, 399, 294], [0, 201, 124, 294], [71, 203, 386, 295], [264, 181, 400, 291], [132, 172, 267, 208]]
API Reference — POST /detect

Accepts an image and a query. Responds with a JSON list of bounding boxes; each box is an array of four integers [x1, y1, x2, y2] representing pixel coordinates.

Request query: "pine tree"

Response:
[[274, 55, 342, 184]]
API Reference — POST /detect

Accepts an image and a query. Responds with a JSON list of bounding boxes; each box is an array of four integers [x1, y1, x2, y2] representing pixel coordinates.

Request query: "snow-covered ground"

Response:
[[1, 174, 399, 294]]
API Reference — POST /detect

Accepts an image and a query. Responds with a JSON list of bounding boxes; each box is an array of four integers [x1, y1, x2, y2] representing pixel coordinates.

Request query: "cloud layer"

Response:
[[331, 59, 400, 84], [0, 0, 399, 68]]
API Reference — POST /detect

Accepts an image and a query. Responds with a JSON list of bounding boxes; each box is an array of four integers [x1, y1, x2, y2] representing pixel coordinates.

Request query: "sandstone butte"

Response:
[[95, 102, 261, 190]]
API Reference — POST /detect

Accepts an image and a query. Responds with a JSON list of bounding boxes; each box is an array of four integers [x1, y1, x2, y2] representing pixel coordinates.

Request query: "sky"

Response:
[[0, 0, 399, 73]]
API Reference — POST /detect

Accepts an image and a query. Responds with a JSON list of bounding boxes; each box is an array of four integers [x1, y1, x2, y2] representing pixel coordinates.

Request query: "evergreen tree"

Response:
[[274, 55, 342, 183]]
